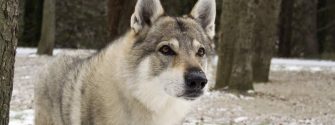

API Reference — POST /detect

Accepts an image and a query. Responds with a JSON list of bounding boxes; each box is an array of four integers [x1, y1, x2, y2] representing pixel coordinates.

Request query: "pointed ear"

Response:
[[190, 0, 216, 39], [130, 0, 164, 33]]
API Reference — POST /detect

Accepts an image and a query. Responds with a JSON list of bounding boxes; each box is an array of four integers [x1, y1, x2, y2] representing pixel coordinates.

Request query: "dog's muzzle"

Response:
[[182, 68, 207, 100]]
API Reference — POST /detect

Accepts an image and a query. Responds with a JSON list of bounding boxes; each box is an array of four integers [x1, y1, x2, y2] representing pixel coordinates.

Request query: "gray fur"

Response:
[[35, 0, 215, 124]]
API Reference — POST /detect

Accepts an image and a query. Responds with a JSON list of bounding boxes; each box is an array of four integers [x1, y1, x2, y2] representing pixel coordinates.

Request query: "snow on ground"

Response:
[[9, 110, 34, 125], [16, 47, 96, 57], [9, 48, 335, 125], [271, 58, 335, 72], [211, 55, 335, 72]]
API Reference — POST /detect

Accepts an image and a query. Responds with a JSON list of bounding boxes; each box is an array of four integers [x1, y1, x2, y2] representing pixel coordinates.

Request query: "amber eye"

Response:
[[196, 48, 205, 57], [159, 45, 176, 56]]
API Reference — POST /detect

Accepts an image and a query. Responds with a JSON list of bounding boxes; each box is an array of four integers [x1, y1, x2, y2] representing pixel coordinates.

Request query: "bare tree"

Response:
[[278, 0, 319, 58], [0, 0, 19, 124], [301, 0, 319, 57], [278, 0, 294, 57], [107, 0, 136, 41], [20, 0, 43, 47], [321, 0, 335, 55], [161, 0, 197, 16], [37, 0, 55, 55], [215, 0, 256, 91], [291, 0, 318, 57], [330, 0, 335, 53], [252, 0, 281, 82]]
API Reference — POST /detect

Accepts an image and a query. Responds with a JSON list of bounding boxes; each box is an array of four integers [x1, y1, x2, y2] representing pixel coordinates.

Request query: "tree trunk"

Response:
[[107, 0, 126, 40], [161, 0, 197, 16], [107, 0, 136, 41], [215, 0, 255, 92], [287, 0, 319, 58], [0, 0, 19, 124], [37, 0, 55, 55], [116, 0, 136, 37], [300, 0, 319, 57], [331, 1, 335, 53], [55, 0, 108, 49], [317, 0, 327, 55], [19, 0, 43, 47], [322, 0, 335, 54], [252, 0, 281, 82], [278, 0, 294, 57], [214, 0, 223, 49]]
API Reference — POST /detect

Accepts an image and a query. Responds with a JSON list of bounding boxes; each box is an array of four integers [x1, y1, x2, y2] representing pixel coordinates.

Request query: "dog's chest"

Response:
[[151, 100, 192, 125]]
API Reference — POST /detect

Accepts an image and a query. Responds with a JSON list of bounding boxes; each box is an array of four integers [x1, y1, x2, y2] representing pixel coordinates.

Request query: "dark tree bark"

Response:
[[37, 0, 55, 55], [116, 0, 136, 37], [215, 0, 256, 92], [330, 1, 335, 53], [300, 0, 319, 57], [107, 0, 136, 41], [252, 0, 281, 82], [287, 0, 319, 58], [214, 0, 223, 49], [317, 0, 328, 54], [161, 0, 197, 16], [19, 0, 43, 47], [278, 0, 318, 58], [0, 0, 19, 124], [322, 0, 335, 54], [56, 0, 108, 49], [278, 0, 294, 57]]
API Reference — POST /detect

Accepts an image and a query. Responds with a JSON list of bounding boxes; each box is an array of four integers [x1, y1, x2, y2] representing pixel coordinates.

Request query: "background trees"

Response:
[[215, 0, 256, 91], [20, 0, 43, 47], [107, 0, 136, 41], [278, 0, 335, 58], [215, 0, 280, 91], [37, 0, 55, 55], [252, 0, 281, 82], [0, 0, 19, 124], [318, 0, 335, 58]]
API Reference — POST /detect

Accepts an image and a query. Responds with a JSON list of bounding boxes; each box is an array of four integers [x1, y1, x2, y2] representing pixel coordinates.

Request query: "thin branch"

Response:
[[317, 20, 335, 32], [317, 4, 335, 13], [318, 6, 331, 13]]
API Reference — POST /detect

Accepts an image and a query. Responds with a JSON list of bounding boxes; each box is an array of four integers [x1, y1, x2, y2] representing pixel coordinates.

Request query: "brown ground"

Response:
[[185, 71, 335, 125], [10, 49, 335, 125]]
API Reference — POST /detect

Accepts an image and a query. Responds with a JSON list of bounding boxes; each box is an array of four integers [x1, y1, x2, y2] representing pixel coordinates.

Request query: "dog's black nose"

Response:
[[185, 69, 207, 90]]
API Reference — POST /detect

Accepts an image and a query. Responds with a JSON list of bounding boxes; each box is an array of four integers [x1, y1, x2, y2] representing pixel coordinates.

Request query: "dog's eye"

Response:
[[159, 45, 176, 56], [196, 48, 205, 57]]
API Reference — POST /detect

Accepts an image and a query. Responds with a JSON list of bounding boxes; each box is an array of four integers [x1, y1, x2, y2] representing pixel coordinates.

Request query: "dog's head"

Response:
[[128, 0, 216, 101]]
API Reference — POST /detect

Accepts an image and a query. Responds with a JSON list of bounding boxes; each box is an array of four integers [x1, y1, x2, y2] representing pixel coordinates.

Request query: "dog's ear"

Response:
[[190, 0, 216, 39], [131, 0, 164, 33]]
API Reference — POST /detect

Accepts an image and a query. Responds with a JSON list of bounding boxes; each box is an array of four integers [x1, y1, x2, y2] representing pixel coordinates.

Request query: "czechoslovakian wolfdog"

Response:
[[35, 0, 216, 124]]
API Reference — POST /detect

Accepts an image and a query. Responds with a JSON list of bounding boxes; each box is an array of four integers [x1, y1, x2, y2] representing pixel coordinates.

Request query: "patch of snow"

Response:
[[247, 90, 255, 94], [9, 110, 34, 125], [16, 47, 95, 57], [20, 76, 30, 79], [16, 48, 37, 56], [240, 95, 254, 100], [271, 58, 335, 67], [234, 116, 248, 123], [213, 56, 335, 72], [16, 47, 65, 56], [270, 58, 335, 72]]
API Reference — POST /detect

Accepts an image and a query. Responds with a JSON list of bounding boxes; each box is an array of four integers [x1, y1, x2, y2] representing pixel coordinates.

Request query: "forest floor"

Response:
[[9, 48, 335, 125]]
